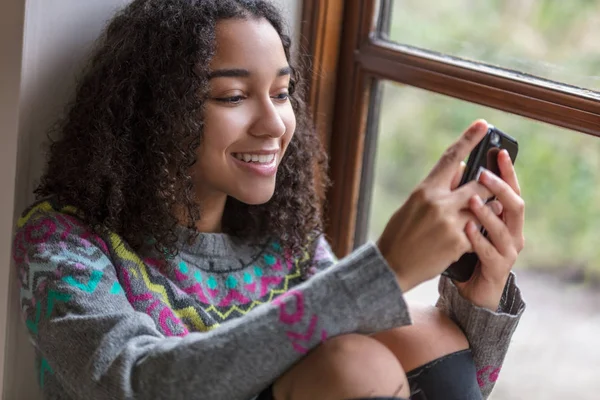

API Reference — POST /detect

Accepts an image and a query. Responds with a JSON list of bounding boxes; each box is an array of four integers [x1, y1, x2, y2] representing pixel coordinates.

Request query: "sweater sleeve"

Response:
[[14, 211, 411, 400], [436, 273, 526, 399]]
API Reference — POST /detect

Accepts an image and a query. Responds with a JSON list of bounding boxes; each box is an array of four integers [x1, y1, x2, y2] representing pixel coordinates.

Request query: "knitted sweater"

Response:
[[13, 199, 525, 399]]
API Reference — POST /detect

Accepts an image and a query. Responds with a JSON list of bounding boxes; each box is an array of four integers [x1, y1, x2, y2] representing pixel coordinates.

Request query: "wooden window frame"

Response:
[[301, 0, 600, 258]]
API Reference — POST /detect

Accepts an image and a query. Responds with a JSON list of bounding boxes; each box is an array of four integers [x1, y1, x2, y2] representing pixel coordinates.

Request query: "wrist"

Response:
[[470, 295, 502, 312], [395, 272, 416, 294], [376, 240, 417, 293], [456, 280, 504, 311]]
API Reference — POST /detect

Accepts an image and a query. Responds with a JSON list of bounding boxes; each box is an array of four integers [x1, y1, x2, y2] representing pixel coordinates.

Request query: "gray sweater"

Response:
[[13, 200, 525, 399]]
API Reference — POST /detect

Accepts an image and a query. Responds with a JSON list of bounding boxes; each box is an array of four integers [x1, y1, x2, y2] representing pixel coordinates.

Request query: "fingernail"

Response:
[[467, 221, 477, 233], [490, 201, 502, 214], [476, 166, 488, 181], [467, 221, 482, 233]]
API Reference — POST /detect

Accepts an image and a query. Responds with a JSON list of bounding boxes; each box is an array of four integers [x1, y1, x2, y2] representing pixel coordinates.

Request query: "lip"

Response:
[[231, 153, 279, 177], [231, 149, 279, 155]]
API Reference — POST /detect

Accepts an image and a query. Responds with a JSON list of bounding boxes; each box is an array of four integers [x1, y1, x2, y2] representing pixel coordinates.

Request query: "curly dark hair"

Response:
[[35, 0, 328, 257]]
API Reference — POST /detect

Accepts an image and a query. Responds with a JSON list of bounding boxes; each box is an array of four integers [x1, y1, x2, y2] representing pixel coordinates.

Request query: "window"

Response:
[[301, 0, 600, 398], [300, 0, 600, 254]]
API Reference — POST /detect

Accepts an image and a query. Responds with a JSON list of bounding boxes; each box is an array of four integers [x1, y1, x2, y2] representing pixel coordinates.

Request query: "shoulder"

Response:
[[16, 197, 89, 230], [13, 198, 111, 261]]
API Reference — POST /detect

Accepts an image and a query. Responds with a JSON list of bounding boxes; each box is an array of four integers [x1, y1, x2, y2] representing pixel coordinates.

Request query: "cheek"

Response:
[[201, 106, 248, 158]]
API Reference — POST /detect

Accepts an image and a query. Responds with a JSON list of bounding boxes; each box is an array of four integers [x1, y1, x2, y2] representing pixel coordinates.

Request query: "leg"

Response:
[[373, 303, 481, 400], [272, 334, 410, 400], [373, 303, 469, 372]]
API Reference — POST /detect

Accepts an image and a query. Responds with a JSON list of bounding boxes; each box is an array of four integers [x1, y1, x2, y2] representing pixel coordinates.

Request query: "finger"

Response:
[[425, 120, 489, 186], [458, 209, 479, 231], [469, 195, 513, 255], [457, 205, 500, 235], [478, 169, 525, 237], [498, 149, 521, 196], [487, 200, 503, 216], [451, 161, 467, 190], [465, 220, 502, 268], [452, 180, 493, 207], [454, 215, 475, 254]]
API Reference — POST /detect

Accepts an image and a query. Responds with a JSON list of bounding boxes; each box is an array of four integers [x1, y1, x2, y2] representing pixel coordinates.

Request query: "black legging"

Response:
[[257, 349, 482, 400], [404, 349, 482, 400]]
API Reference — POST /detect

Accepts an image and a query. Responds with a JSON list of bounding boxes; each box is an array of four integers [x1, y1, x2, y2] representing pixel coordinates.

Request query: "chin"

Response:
[[232, 185, 276, 205]]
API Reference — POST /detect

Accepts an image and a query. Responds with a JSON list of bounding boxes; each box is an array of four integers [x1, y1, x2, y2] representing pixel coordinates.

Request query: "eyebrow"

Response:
[[208, 66, 291, 79]]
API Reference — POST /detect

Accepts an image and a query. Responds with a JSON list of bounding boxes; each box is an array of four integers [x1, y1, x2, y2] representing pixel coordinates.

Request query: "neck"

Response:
[[177, 190, 228, 234], [196, 191, 228, 233]]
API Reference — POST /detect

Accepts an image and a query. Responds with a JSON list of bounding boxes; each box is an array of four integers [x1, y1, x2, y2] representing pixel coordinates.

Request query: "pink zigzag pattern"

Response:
[[24, 218, 56, 245], [121, 268, 188, 336], [146, 299, 189, 337], [272, 260, 283, 271], [260, 276, 283, 297], [56, 214, 110, 255], [174, 270, 187, 282], [477, 365, 501, 387], [159, 306, 188, 336], [218, 290, 250, 307], [274, 290, 304, 324], [274, 290, 328, 354], [121, 268, 153, 303], [182, 283, 210, 304]]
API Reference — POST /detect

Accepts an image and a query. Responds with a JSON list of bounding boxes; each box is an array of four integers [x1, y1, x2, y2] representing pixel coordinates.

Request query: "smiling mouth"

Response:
[[232, 153, 277, 164]]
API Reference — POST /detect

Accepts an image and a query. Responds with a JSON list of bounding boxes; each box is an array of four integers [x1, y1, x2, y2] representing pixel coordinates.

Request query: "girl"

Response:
[[13, 1, 525, 399]]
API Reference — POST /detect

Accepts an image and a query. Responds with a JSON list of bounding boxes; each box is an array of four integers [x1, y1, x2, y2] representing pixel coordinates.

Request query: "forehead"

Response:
[[210, 18, 287, 68]]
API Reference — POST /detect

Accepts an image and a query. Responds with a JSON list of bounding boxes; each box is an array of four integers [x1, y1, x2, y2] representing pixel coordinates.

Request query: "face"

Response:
[[193, 17, 296, 206]]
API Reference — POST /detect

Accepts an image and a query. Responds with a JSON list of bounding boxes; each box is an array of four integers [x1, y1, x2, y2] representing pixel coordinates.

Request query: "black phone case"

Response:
[[442, 126, 519, 282]]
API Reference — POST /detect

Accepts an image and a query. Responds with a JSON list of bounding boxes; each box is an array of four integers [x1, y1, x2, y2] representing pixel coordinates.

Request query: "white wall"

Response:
[[0, 0, 26, 398], [0, 0, 302, 398], [272, 0, 304, 47]]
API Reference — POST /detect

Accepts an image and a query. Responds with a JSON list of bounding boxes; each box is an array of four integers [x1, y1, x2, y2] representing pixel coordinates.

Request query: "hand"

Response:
[[451, 162, 504, 216], [377, 120, 493, 293], [455, 150, 525, 311]]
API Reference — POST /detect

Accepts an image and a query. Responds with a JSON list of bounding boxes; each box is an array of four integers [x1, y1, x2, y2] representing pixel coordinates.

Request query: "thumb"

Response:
[[425, 120, 488, 188]]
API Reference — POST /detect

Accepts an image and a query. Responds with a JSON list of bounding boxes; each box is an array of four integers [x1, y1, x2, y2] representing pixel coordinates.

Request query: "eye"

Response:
[[272, 92, 290, 102], [214, 95, 246, 105]]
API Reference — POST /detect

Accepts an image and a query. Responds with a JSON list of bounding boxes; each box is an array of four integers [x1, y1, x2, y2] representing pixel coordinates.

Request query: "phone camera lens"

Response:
[[490, 131, 500, 145]]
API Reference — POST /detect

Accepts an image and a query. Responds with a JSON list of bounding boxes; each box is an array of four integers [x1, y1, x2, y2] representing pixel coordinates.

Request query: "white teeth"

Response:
[[234, 153, 276, 164]]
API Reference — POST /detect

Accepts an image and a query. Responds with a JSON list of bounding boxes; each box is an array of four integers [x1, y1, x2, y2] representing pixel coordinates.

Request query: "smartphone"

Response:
[[442, 125, 519, 282]]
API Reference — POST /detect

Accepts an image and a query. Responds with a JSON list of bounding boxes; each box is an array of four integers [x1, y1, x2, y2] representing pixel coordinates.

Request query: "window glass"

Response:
[[387, 0, 600, 92]]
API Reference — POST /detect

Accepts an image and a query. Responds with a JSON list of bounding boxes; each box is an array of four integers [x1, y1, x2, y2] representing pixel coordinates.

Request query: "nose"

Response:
[[249, 97, 287, 138]]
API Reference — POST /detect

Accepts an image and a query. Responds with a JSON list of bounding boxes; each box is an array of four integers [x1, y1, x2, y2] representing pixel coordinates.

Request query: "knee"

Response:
[[410, 303, 469, 351], [273, 334, 410, 400], [374, 304, 469, 372], [313, 334, 408, 377]]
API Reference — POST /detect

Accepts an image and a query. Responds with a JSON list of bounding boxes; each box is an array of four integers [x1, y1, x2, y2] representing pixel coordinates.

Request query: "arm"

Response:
[[15, 211, 411, 400], [312, 232, 525, 398], [436, 273, 525, 398]]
